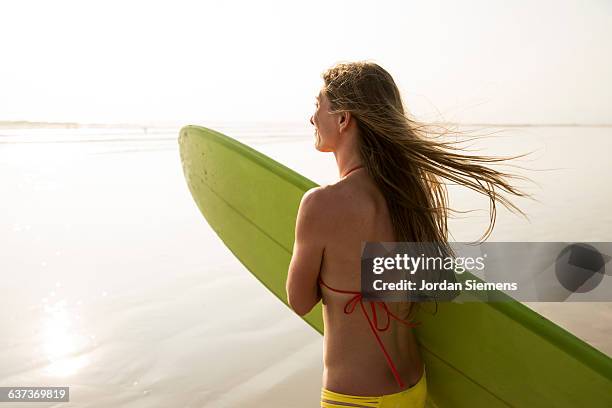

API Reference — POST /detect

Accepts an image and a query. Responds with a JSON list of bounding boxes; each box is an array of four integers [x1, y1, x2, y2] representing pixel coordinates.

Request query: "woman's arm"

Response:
[[286, 187, 327, 316]]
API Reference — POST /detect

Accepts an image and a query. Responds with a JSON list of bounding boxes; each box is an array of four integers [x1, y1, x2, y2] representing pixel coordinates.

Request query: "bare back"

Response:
[[319, 172, 424, 396]]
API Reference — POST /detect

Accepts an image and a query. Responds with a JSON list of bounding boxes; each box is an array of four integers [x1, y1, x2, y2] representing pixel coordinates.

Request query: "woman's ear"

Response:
[[338, 111, 351, 133]]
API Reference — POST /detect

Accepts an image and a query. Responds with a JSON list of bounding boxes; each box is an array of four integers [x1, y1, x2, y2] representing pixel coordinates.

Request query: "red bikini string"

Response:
[[318, 277, 421, 389], [342, 164, 364, 178]]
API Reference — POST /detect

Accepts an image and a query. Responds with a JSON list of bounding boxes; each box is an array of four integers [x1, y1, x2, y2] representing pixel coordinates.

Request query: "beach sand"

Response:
[[0, 124, 610, 407]]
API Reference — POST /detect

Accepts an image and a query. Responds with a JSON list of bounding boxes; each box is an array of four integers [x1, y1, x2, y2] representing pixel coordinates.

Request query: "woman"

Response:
[[285, 61, 529, 407]]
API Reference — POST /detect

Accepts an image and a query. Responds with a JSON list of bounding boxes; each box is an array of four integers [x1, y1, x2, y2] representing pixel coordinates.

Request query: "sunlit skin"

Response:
[[286, 88, 425, 395], [310, 90, 362, 175]]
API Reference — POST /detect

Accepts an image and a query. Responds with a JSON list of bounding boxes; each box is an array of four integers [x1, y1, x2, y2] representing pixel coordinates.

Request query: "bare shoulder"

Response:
[[302, 180, 371, 223], [299, 185, 336, 215], [297, 184, 349, 223]]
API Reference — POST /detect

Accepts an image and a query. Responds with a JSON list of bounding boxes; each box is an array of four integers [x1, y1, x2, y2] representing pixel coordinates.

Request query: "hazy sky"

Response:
[[0, 0, 610, 125]]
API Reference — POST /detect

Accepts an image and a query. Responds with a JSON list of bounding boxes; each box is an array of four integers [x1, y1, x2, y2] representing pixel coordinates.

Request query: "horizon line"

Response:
[[0, 120, 611, 129]]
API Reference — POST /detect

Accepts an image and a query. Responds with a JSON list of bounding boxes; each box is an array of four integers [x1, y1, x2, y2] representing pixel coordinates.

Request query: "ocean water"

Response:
[[0, 123, 610, 407]]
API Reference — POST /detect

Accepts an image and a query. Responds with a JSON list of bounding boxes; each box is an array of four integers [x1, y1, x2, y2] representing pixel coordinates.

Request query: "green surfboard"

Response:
[[178, 125, 612, 407]]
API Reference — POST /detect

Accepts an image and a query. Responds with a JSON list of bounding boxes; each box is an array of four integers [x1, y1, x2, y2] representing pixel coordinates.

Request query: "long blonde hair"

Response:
[[322, 61, 532, 260]]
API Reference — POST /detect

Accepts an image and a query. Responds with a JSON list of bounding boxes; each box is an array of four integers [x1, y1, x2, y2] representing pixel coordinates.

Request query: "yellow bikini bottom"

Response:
[[321, 367, 427, 408]]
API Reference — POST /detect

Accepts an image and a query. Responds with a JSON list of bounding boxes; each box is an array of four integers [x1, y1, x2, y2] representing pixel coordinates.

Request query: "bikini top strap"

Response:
[[317, 275, 421, 389], [318, 276, 360, 295]]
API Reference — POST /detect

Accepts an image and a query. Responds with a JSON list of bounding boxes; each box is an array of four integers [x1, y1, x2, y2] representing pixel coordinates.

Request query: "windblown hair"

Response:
[[321, 61, 532, 260]]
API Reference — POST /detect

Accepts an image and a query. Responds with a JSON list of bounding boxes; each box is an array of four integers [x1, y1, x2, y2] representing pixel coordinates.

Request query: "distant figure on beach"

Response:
[[286, 61, 529, 407]]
